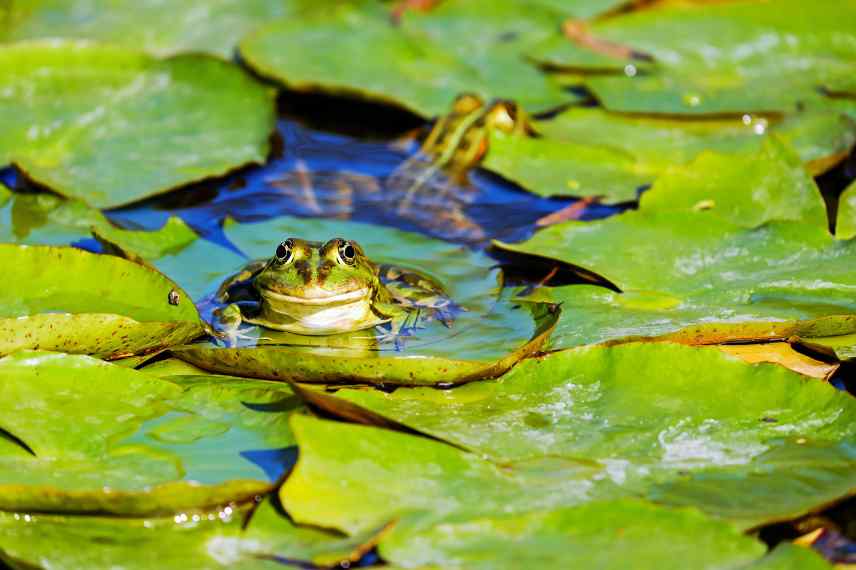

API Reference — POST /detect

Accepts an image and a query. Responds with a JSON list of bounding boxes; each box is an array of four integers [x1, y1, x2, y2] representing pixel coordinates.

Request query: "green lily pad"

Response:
[[0, 40, 275, 208], [838, 180, 856, 240], [330, 343, 856, 529], [0, 498, 387, 569], [0, 244, 202, 358], [380, 500, 765, 570], [559, 0, 856, 114], [1, 0, 290, 58], [0, 351, 304, 515], [494, 139, 856, 348], [168, 215, 558, 386], [240, 1, 571, 117], [484, 109, 856, 202], [93, 216, 198, 263], [750, 543, 832, 570]]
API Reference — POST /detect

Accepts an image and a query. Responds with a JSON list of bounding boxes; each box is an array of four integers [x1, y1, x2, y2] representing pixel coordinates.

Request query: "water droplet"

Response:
[[683, 93, 702, 107], [741, 114, 752, 125], [623, 64, 637, 77]]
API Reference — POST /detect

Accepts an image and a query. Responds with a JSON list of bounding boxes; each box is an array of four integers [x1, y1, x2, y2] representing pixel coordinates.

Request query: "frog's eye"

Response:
[[275, 239, 293, 263], [337, 240, 357, 265]]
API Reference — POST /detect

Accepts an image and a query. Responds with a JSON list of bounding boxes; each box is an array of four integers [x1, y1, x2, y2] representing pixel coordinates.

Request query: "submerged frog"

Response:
[[267, 94, 532, 244], [213, 237, 455, 345]]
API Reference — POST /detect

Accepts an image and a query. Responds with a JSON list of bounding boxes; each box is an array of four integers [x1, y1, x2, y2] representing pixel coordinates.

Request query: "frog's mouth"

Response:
[[260, 287, 371, 305]]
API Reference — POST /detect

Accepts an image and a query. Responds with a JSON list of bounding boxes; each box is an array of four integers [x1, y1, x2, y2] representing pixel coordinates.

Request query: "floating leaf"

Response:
[[240, 1, 571, 117], [93, 216, 198, 263], [169, 215, 558, 386], [552, 0, 856, 114], [0, 244, 201, 358], [0, 40, 275, 208], [0, 351, 301, 515], [331, 344, 856, 531], [494, 140, 855, 348], [0, 187, 104, 245], [718, 343, 838, 381], [484, 113, 851, 202], [380, 501, 765, 570], [0, 499, 386, 569], [1, 0, 290, 58]]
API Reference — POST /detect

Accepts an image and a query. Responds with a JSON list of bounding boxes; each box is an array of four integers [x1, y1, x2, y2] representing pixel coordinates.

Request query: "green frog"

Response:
[[212, 237, 455, 346]]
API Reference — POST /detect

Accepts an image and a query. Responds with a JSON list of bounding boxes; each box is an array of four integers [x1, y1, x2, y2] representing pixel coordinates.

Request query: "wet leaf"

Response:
[[380, 501, 765, 570], [0, 499, 386, 569], [748, 543, 832, 570], [331, 343, 856, 531], [0, 351, 301, 515], [0, 244, 201, 358], [494, 140, 855, 348], [554, 0, 856, 114], [718, 343, 838, 381], [0, 41, 275, 208], [240, 1, 571, 117], [1, 0, 290, 58], [486, 114, 849, 202]]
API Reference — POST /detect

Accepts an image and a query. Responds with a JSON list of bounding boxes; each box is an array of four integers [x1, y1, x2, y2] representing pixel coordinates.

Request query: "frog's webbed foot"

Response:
[[375, 310, 422, 351], [211, 304, 264, 347]]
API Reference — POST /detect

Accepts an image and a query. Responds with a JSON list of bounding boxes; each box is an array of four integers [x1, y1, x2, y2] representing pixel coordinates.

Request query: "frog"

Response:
[[212, 237, 455, 346], [267, 94, 533, 244]]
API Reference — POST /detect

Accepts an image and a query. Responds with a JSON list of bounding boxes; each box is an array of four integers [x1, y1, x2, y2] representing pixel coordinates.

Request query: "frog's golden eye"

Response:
[[275, 239, 293, 264], [337, 240, 357, 265]]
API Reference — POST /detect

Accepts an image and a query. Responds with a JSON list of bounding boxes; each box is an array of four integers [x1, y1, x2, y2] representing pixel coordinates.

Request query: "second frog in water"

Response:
[[214, 237, 456, 346]]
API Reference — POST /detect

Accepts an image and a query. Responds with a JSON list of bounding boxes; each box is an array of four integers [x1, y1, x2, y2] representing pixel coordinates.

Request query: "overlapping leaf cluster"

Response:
[[0, 0, 855, 568]]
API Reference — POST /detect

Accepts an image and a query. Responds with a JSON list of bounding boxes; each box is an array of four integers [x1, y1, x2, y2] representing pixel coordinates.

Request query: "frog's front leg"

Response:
[[373, 305, 420, 351], [211, 304, 257, 347]]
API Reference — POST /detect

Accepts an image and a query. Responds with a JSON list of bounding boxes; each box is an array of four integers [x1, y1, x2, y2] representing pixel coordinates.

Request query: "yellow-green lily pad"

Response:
[[0, 498, 386, 569], [556, 0, 856, 114], [285, 344, 856, 533], [484, 109, 856, 202], [0, 351, 302, 515], [0, 40, 275, 208], [0, 244, 202, 358], [0, 0, 290, 58], [493, 139, 855, 349], [169, 216, 559, 386], [240, 0, 572, 117]]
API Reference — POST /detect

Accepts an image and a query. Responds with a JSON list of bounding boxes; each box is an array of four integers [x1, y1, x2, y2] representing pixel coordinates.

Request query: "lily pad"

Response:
[[380, 500, 765, 570], [0, 40, 275, 208], [484, 109, 856, 202], [494, 139, 856, 348], [1, 0, 290, 58], [0, 351, 303, 515], [294, 343, 856, 530], [0, 498, 387, 569], [169, 215, 558, 386], [93, 216, 198, 263], [239, 1, 571, 117], [550, 0, 856, 114], [0, 244, 202, 358], [838, 180, 856, 240]]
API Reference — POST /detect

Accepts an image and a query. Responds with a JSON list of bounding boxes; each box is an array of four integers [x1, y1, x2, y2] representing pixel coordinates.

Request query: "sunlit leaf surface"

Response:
[[1, 0, 290, 57], [240, 0, 572, 117], [0, 244, 201, 357], [0, 41, 275, 208], [0, 351, 302, 514], [495, 140, 856, 348], [548, 0, 856, 114], [328, 343, 856, 529]]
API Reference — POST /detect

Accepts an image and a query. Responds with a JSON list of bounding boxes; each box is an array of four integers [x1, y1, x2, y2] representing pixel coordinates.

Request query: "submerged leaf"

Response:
[[0, 41, 275, 208]]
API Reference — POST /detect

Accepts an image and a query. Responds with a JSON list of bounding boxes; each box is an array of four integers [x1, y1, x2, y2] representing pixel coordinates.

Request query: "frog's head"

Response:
[[252, 237, 386, 334]]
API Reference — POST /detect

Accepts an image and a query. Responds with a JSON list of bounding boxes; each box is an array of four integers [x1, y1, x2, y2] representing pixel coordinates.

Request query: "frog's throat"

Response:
[[260, 287, 370, 305], [254, 288, 388, 335]]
